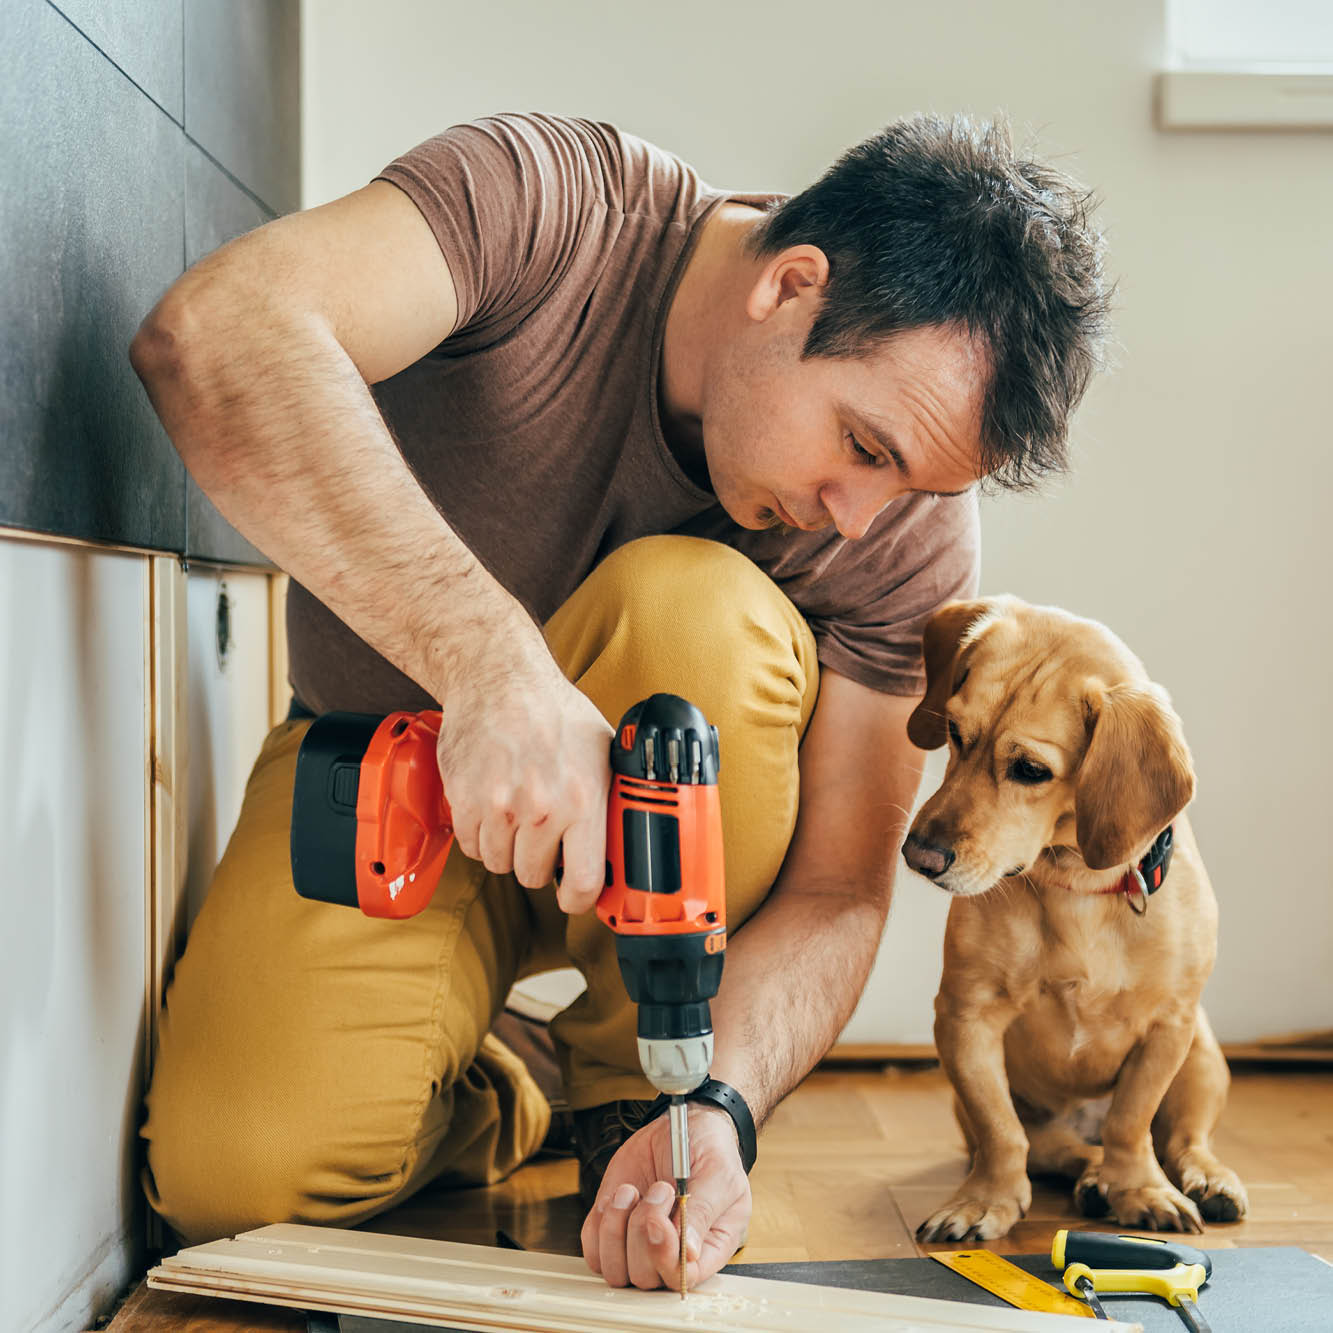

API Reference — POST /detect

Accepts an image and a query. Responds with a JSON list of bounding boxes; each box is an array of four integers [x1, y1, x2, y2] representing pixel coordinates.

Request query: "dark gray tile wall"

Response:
[[1, 0, 298, 565], [51, 0, 184, 120], [185, 0, 301, 217], [1, 0, 186, 552]]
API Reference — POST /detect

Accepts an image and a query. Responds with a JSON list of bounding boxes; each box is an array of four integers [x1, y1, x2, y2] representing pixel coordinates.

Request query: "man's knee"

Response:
[[144, 1078, 373, 1243], [589, 536, 817, 708]]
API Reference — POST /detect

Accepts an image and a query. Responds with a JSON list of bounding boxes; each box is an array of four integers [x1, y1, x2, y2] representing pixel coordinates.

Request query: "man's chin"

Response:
[[726, 493, 786, 532], [712, 488, 772, 531]]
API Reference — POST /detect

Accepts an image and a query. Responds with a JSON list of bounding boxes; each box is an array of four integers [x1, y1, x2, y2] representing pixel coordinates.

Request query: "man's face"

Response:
[[700, 309, 987, 538]]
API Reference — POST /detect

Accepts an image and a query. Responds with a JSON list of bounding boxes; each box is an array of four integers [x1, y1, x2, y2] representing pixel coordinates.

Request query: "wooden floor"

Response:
[[103, 1063, 1333, 1330]]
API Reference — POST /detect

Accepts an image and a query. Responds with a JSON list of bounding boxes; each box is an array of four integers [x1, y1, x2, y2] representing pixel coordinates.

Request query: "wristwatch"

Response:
[[645, 1078, 758, 1174]]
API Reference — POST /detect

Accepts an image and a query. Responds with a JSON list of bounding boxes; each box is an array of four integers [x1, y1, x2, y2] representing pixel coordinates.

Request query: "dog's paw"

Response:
[[1177, 1154, 1249, 1223], [1076, 1164, 1204, 1233], [1073, 1169, 1111, 1218], [916, 1180, 1031, 1243]]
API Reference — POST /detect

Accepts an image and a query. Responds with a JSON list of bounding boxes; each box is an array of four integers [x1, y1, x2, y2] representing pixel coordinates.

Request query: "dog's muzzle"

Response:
[[903, 832, 955, 879]]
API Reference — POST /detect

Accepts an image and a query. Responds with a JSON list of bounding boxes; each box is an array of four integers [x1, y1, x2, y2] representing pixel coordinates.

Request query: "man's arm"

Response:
[[129, 182, 612, 905], [584, 667, 928, 1287], [707, 669, 926, 1115]]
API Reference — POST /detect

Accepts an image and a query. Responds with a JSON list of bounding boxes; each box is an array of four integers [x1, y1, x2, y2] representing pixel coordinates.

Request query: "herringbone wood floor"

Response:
[[103, 1063, 1333, 1330]]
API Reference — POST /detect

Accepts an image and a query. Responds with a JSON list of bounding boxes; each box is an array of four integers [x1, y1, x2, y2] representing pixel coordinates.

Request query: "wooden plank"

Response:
[[146, 554, 189, 1081], [144, 553, 189, 1253], [149, 1224, 1139, 1332], [267, 572, 289, 728]]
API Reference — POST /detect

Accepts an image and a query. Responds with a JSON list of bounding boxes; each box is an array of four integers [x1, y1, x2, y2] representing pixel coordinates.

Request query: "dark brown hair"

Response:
[[750, 115, 1112, 490]]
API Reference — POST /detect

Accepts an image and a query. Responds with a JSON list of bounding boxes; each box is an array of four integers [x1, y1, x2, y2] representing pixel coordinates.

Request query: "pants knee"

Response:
[[577, 535, 818, 729], [145, 1094, 356, 1244]]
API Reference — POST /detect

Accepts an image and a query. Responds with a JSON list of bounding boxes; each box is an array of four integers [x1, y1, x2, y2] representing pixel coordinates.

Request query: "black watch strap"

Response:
[[646, 1079, 757, 1174]]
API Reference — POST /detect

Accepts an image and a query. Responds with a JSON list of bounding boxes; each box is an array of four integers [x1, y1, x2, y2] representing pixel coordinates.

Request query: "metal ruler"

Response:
[[931, 1249, 1095, 1318]]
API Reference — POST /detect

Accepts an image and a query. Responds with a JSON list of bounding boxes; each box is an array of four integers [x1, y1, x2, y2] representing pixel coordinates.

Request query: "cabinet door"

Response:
[[0, 538, 148, 1331], [185, 569, 275, 924]]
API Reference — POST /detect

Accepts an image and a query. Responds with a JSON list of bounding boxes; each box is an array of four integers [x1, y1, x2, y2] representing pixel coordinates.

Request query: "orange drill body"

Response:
[[600, 775, 725, 940], [293, 694, 726, 968]]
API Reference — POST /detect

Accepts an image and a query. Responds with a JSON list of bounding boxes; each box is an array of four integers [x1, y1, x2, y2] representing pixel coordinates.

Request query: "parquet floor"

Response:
[[102, 1063, 1333, 1330]]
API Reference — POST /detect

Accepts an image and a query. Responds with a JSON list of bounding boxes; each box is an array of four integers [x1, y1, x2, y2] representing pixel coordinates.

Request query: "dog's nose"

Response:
[[903, 832, 955, 879]]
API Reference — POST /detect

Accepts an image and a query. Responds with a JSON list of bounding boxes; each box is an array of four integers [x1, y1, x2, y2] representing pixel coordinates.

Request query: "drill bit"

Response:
[[668, 1094, 690, 1298], [677, 1191, 688, 1299]]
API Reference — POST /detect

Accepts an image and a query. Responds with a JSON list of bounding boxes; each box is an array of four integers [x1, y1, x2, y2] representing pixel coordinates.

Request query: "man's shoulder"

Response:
[[419, 111, 710, 219]]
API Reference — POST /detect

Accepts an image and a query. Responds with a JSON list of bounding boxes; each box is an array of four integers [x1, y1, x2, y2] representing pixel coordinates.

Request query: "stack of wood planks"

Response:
[[148, 1224, 1140, 1332]]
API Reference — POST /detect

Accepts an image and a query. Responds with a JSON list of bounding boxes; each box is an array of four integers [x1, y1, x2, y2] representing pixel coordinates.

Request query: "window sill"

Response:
[[1155, 70, 1333, 130]]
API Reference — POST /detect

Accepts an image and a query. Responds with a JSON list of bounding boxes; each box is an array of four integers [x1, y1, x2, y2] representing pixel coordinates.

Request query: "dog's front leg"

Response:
[[1078, 1016, 1204, 1233], [917, 1002, 1031, 1242]]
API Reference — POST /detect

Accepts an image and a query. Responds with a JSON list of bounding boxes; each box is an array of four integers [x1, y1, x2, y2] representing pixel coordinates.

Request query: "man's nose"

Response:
[[822, 481, 903, 540]]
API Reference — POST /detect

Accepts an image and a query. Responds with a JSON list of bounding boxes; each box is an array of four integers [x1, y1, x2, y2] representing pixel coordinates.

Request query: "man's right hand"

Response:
[[436, 653, 613, 914]]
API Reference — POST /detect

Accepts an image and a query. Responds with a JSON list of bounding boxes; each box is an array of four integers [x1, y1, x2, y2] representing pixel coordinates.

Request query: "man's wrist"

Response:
[[646, 1079, 758, 1174]]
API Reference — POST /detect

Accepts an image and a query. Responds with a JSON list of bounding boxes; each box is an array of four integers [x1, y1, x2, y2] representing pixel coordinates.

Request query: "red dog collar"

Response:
[[1099, 825, 1174, 914]]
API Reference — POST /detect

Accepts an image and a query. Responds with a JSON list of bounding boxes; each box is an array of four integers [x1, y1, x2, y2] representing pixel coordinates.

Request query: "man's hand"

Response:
[[581, 1106, 750, 1290], [437, 651, 613, 914]]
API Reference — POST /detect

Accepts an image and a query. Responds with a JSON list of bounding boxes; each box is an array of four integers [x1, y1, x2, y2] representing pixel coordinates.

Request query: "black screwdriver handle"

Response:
[[1056, 1230, 1212, 1280]]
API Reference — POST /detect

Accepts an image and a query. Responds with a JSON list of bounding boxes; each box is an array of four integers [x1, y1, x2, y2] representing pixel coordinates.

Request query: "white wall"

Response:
[[302, 0, 1333, 1042], [0, 540, 147, 1333]]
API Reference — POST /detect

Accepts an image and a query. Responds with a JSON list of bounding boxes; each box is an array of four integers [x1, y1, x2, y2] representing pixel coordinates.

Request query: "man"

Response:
[[130, 112, 1107, 1291]]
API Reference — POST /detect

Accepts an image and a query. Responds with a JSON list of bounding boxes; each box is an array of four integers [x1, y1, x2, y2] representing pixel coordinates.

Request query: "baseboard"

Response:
[[824, 1032, 1333, 1067]]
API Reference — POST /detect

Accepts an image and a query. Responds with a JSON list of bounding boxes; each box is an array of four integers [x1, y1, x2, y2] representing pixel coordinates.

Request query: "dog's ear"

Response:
[[907, 599, 993, 750], [1075, 682, 1196, 870]]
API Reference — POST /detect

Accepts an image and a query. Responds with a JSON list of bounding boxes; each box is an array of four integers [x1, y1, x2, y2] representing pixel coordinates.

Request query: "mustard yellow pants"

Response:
[[142, 536, 818, 1243]]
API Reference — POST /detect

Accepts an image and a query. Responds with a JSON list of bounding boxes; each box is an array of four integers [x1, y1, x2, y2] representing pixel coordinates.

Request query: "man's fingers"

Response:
[[627, 1181, 677, 1290], [580, 1202, 601, 1275], [691, 1207, 749, 1284], [594, 1183, 639, 1288], [556, 813, 607, 913], [510, 820, 560, 890], [475, 809, 517, 875]]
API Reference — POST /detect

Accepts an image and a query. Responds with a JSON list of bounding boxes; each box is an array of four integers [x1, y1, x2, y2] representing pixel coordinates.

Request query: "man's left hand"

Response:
[[580, 1104, 751, 1290]]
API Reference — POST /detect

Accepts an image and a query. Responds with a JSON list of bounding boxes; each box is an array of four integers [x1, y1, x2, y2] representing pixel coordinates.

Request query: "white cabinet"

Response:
[[184, 569, 276, 925], [0, 539, 276, 1333], [0, 540, 148, 1333]]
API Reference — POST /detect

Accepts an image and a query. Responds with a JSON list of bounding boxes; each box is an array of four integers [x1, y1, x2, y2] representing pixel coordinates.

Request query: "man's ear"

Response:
[[745, 244, 830, 323], [906, 599, 992, 750], [1075, 682, 1196, 870]]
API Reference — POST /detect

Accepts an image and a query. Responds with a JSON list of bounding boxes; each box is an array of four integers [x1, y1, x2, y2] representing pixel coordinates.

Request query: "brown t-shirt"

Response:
[[286, 113, 980, 716]]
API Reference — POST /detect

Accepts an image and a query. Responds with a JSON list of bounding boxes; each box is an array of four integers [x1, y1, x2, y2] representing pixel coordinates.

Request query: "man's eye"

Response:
[[847, 432, 882, 466], [1010, 757, 1053, 785]]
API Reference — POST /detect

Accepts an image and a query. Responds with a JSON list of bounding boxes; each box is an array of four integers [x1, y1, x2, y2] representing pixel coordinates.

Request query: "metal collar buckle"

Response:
[[1126, 865, 1149, 915]]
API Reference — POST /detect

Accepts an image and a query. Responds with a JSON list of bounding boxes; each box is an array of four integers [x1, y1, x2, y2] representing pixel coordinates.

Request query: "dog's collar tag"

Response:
[[1102, 825, 1173, 910]]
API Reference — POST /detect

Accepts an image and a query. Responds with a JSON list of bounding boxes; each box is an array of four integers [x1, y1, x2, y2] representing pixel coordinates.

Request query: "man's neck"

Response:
[[659, 203, 765, 490]]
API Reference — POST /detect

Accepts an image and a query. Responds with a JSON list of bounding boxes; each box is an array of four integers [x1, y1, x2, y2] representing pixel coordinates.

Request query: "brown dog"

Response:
[[904, 596, 1248, 1242]]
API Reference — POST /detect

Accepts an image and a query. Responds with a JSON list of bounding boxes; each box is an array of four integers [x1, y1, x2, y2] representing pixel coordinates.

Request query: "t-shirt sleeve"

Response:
[[804, 491, 981, 697], [374, 113, 608, 338]]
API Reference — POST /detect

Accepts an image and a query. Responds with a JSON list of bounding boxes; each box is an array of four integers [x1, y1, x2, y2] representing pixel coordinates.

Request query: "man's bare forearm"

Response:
[[707, 878, 891, 1124], [131, 303, 541, 703]]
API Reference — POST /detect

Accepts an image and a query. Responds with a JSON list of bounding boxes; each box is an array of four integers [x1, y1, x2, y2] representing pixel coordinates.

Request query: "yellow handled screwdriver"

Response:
[[1053, 1230, 1212, 1332]]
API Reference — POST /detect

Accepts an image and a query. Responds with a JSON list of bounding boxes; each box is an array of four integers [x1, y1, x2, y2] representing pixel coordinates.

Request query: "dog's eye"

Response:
[[947, 720, 963, 749], [1010, 757, 1053, 785]]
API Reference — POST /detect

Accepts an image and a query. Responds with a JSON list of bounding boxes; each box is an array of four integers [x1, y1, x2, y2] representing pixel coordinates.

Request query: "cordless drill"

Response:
[[288, 693, 725, 1295]]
